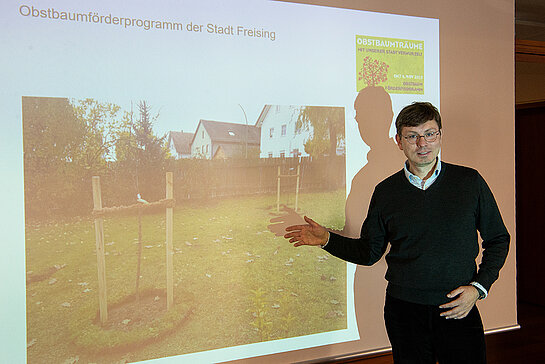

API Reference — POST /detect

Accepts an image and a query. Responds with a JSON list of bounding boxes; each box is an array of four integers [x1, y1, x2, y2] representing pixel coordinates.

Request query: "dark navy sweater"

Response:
[[326, 162, 510, 305]]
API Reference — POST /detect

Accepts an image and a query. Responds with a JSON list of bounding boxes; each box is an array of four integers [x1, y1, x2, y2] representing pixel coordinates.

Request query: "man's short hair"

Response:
[[395, 102, 442, 135]]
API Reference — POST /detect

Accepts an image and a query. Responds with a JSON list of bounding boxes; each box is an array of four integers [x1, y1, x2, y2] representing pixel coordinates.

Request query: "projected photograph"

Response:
[[23, 96, 347, 363]]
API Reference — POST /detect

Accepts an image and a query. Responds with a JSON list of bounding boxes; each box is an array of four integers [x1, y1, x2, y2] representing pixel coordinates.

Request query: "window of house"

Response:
[[279, 151, 285, 158], [202, 130, 204, 138], [269, 127, 274, 138], [268, 152, 273, 158], [281, 124, 287, 136], [292, 148, 299, 157]]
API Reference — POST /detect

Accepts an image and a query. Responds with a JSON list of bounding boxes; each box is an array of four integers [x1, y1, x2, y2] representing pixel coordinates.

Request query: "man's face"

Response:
[[395, 119, 442, 172]]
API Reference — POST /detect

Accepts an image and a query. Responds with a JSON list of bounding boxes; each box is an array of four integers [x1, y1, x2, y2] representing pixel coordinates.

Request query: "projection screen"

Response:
[[0, 0, 516, 363]]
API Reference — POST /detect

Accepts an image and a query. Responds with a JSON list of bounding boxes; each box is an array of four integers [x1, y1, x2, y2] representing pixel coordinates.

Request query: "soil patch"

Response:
[[101, 291, 167, 331]]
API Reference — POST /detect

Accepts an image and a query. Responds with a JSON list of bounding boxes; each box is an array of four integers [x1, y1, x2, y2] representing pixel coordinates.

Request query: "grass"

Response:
[[25, 189, 347, 363]]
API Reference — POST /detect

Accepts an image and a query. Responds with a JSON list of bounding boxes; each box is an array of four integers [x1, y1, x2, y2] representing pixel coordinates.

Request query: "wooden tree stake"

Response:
[[295, 165, 300, 211], [277, 166, 281, 212], [166, 172, 174, 310], [92, 176, 108, 324]]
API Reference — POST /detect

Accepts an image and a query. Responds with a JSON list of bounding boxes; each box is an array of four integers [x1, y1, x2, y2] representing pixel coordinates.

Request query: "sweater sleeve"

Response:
[[324, 190, 388, 266], [474, 173, 510, 292]]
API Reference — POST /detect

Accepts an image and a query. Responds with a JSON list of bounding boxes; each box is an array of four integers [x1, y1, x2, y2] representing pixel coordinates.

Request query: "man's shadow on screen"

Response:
[[268, 86, 403, 337]]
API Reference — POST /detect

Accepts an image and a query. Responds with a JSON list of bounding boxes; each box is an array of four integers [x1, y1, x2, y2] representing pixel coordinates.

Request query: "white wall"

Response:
[[191, 123, 213, 159], [259, 105, 311, 158]]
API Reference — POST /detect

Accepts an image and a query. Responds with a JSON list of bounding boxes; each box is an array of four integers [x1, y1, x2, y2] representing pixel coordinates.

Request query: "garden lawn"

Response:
[[25, 189, 347, 363]]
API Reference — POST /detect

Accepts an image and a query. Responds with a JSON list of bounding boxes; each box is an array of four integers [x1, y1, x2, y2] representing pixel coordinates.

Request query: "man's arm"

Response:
[[284, 191, 389, 266], [439, 173, 510, 319], [473, 173, 510, 291]]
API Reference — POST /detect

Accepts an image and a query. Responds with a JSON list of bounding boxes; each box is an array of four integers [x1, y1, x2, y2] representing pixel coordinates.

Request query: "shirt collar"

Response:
[[403, 154, 442, 190]]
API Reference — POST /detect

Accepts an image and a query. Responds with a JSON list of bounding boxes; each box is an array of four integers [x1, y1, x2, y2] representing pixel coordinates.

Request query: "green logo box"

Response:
[[356, 35, 424, 94]]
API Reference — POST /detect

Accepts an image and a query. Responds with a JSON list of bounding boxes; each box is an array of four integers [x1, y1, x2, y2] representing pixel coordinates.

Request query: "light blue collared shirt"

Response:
[[403, 158, 442, 190]]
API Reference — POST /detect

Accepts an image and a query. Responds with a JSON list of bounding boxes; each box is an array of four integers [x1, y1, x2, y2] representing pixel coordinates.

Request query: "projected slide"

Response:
[[1, 0, 438, 363]]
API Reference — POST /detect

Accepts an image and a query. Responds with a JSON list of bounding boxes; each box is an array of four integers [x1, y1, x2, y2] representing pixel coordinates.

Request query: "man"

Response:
[[284, 102, 509, 364]]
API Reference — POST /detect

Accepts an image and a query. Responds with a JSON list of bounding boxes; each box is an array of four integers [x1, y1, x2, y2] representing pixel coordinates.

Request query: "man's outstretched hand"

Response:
[[284, 216, 329, 247]]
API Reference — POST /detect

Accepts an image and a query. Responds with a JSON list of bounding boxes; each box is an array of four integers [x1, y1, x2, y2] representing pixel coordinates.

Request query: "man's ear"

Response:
[[395, 134, 403, 150]]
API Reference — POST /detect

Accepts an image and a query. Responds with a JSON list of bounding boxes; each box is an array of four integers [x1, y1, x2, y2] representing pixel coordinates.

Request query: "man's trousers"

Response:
[[384, 294, 487, 364]]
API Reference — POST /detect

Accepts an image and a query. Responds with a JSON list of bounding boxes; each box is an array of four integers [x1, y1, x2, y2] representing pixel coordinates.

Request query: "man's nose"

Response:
[[416, 135, 428, 147]]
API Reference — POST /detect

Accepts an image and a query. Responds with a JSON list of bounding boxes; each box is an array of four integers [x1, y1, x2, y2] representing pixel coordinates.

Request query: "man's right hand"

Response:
[[284, 216, 329, 247]]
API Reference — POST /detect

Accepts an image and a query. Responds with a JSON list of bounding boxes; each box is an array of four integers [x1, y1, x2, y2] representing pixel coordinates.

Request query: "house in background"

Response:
[[190, 119, 261, 159], [168, 130, 194, 159], [255, 105, 311, 159]]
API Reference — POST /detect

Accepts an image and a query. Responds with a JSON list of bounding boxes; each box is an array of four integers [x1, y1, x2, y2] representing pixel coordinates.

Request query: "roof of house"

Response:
[[192, 119, 261, 146], [254, 105, 272, 127], [168, 131, 194, 155]]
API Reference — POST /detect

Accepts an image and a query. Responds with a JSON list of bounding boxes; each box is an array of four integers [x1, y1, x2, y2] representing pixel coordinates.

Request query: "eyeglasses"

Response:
[[401, 130, 441, 144]]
